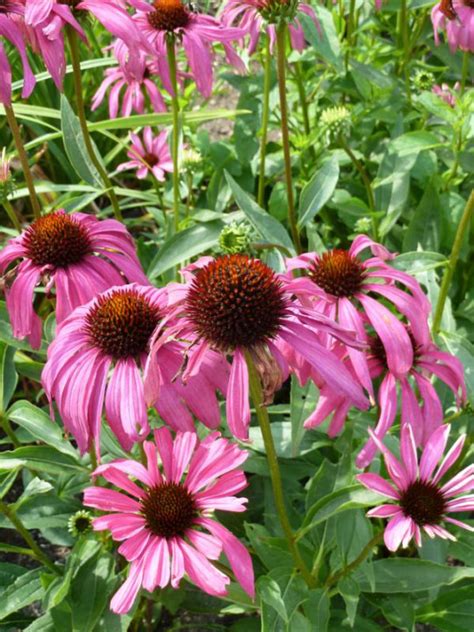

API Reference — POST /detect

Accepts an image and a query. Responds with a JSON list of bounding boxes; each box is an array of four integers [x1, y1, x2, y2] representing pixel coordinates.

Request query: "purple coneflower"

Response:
[[358, 424, 474, 550], [117, 127, 173, 180], [83, 428, 255, 613], [432, 1, 474, 53]]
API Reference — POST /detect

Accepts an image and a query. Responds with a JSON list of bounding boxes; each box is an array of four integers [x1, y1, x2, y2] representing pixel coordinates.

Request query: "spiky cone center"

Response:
[[23, 212, 92, 268], [185, 254, 289, 351], [148, 0, 190, 31], [141, 482, 197, 538], [308, 249, 366, 298], [143, 152, 159, 167], [84, 289, 160, 360], [400, 480, 447, 526]]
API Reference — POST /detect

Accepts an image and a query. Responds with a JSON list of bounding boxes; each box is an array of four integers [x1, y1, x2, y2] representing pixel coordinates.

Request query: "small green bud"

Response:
[[218, 222, 253, 255], [68, 510, 93, 537]]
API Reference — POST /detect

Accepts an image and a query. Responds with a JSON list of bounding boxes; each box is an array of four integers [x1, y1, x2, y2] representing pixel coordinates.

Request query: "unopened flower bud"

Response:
[[218, 222, 253, 255]]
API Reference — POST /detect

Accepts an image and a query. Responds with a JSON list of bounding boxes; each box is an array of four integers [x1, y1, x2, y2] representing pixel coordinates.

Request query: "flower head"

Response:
[[145, 254, 368, 440], [0, 211, 148, 348], [218, 221, 253, 255], [222, 0, 318, 54], [68, 510, 93, 537], [83, 428, 255, 613], [432, 82, 460, 107], [117, 127, 173, 180], [132, 0, 245, 97], [42, 284, 228, 454], [432, 1, 474, 53], [358, 424, 474, 551]]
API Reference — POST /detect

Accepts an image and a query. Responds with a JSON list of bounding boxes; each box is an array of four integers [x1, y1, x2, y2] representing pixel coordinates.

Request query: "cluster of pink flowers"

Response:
[[1, 213, 471, 610]]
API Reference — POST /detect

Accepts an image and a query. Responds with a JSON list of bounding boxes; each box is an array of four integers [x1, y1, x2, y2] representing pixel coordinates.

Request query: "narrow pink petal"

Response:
[[110, 560, 144, 615], [172, 432, 197, 483], [226, 348, 250, 440], [94, 459, 155, 488], [400, 423, 418, 482], [419, 424, 451, 482], [83, 487, 141, 513], [433, 434, 466, 484], [169, 537, 185, 588], [357, 473, 400, 499], [367, 505, 402, 518], [445, 517, 474, 532], [186, 529, 222, 560], [118, 530, 151, 562], [92, 514, 145, 541], [154, 426, 174, 481], [142, 537, 170, 592], [384, 514, 414, 551], [179, 540, 229, 596]]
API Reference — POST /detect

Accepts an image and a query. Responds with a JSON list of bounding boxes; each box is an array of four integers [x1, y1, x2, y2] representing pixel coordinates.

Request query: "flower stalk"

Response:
[[275, 22, 302, 253], [325, 531, 383, 588], [67, 28, 123, 222], [166, 35, 181, 234], [258, 35, 272, 208], [433, 189, 474, 334], [4, 106, 41, 220], [244, 349, 315, 588]]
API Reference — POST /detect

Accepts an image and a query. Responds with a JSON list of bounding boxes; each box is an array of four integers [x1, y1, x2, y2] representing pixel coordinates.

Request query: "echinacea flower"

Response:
[[358, 423, 474, 551], [356, 329, 466, 467], [145, 254, 368, 441], [285, 235, 432, 399], [0, 211, 148, 348], [23, 0, 86, 90], [0, 3, 36, 105], [92, 39, 167, 118], [432, 1, 474, 53], [42, 284, 229, 454], [222, 0, 319, 54], [117, 127, 173, 180], [131, 0, 245, 97], [432, 82, 460, 107], [83, 428, 255, 613]]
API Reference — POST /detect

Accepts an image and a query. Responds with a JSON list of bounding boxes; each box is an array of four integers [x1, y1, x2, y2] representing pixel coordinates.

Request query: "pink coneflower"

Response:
[[42, 284, 228, 454], [0, 148, 11, 183], [285, 235, 432, 399], [0, 3, 36, 105], [358, 424, 474, 551], [23, 0, 86, 90], [130, 0, 245, 97], [92, 41, 167, 118], [0, 211, 148, 348], [83, 428, 255, 613], [222, 0, 319, 54], [432, 82, 460, 107], [145, 254, 368, 441], [117, 127, 173, 180], [432, 1, 474, 53], [355, 329, 466, 467]]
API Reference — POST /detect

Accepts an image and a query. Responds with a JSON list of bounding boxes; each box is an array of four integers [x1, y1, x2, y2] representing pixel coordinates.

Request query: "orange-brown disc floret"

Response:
[[309, 249, 366, 298]]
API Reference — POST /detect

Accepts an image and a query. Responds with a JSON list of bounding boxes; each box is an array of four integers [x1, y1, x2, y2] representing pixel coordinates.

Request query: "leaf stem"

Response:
[[244, 349, 315, 588], [4, 106, 41, 219], [0, 498, 60, 574], [325, 531, 382, 588], [2, 198, 22, 232], [166, 36, 181, 234], [67, 28, 123, 222], [432, 189, 474, 334], [257, 35, 272, 208], [275, 23, 302, 254]]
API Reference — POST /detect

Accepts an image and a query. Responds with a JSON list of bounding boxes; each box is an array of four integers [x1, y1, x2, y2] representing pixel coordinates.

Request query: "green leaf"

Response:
[[303, 589, 330, 632], [299, 7, 342, 71], [60, 95, 101, 186], [147, 220, 224, 279], [338, 577, 360, 627], [225, 172, 295, 254], [0, 468, 20, 499], [8, 401, 79, 459], [439, 332, 474, 405], [298, 155, 340, 228], [290, 376, 318, 458], [0, 568, 43, 621], [0, 342, 17, 412], [354, 559, 474, 593], [390, 131, 444, 157], [257, 576, 288, 623], [14, 477, 53, 510], [299, 486, 382, 537], [393, 250, 448, 274], [0, 446, 85, 475]]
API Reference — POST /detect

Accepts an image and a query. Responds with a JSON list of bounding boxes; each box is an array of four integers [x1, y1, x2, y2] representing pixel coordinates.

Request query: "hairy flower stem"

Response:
[[433, 189, 474, 334], [166, 36, 181, 234], [244, 350, 315, 588], [257, 35, 272, 208], [460, 51, 469, 96], [3, 199, 22, 232], [89, 444, 98, 472], [325, 531, 383, 588], [67, 29, 123, 222], [276, 24, 302, 253], [4, 106, 41, 219], [0, 499, 60, 574]]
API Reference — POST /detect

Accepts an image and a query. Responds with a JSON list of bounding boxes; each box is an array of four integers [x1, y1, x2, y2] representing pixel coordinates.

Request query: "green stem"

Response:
[[4, 106, 41, 219], [275, 23, 302, 253], [345, 0, 357, 70], [244, 349, 315, 588], [339, 135, 378, 239], [2, 198, 22, 232], [0, 499, 60, 574], [432, 189, 474, 334], [460, 51, 470, 96], [0, 412, 20, 447], [293, 62, 314, 160], [257, 35, 272, 208], [89, 444, 98, 472], [67, 29, 123, 222], [166, 36, 181, 234], [325, 531, 382, 588]]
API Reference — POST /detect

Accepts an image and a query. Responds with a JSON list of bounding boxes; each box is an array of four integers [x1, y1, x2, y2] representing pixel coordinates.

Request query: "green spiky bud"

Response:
[[68, 510, 93, 537], [218, 222, 253, 255]]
